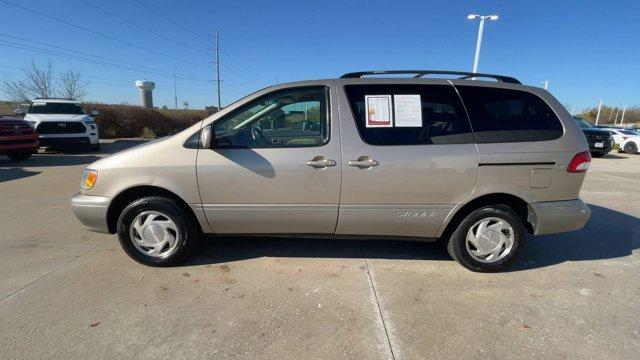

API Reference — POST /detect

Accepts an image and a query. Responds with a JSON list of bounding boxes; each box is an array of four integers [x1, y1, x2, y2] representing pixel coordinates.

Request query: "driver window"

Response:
[[213, 87, 329, 148]]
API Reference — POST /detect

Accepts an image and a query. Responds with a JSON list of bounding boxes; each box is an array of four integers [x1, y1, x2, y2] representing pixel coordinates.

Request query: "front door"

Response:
[[196, 84, 341, 234], [336, 80, 479, 238]]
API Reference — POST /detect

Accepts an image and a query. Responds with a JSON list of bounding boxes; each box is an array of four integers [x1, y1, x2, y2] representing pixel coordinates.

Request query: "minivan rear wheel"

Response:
[[447, 205, 525, 272], [117, 196, 198, 266]]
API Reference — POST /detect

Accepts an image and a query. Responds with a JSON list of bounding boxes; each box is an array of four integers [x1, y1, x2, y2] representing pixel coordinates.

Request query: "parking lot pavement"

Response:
[[1, 147, 639, 359]]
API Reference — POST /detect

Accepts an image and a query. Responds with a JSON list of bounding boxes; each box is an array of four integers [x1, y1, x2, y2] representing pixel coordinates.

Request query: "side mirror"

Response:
[[200, 125, 214, 149], [90, 110, 100, 117], [13, 108, 24, 115]]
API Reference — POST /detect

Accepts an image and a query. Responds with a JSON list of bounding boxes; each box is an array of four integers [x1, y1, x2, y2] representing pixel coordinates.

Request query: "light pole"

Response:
[[468, 14, 499, 73], [542, 81, 551, 90]]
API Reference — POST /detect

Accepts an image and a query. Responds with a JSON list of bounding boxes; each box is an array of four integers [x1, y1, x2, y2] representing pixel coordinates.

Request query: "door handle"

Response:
[[306, 157, 336, 168], [348, 157, 379, 168]]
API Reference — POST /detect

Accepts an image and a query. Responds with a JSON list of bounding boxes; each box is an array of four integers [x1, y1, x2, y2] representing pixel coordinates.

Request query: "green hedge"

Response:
[[83, 103, 209, 139]]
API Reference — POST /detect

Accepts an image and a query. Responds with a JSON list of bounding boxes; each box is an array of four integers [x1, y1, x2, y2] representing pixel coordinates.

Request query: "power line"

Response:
[[0, 39, 213, 84], [0, 33, 203, 81], [1, 65, 215, 93], [0, 0, 208, 69], [79, 0, 208, 56], [220, 62, 264, 87], [2, 65, 130, 85], [222, 53, 271, 82], [125, 0, 270, 98], [131, 0, 208, 41]]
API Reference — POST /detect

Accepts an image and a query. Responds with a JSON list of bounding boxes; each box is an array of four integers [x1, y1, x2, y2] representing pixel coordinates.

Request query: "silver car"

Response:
[[71, 70, 591, 272]]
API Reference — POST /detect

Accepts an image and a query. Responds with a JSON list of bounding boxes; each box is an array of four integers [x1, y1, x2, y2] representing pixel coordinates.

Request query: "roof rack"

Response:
[[339, 70, 521, 84]]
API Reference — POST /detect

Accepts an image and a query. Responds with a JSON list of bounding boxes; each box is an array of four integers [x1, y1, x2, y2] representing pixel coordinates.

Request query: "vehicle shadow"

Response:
[[184, 204, 639, 271], [0, 154, 102, 168], [214, 148, 276, 178], [512, 204, 640, 271], [46, 139, 148, 157], [601, 153, 627, 159], [0, 139, 147, 182], [0, 168, 41, 183], [187, 236, 449, 267]]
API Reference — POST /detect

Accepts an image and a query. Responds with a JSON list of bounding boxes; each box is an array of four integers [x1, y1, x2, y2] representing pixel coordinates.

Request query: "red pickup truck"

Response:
[[0, 117, 39, 160]]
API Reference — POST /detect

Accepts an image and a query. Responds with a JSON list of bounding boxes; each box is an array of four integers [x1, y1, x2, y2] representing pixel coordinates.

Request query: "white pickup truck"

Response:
[[17, 98, 100, 151]]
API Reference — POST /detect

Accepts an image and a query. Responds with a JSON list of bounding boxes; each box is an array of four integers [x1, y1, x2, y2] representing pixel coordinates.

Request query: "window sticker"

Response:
[[394, 94, 422, 127], [365, 95, 393, 127]]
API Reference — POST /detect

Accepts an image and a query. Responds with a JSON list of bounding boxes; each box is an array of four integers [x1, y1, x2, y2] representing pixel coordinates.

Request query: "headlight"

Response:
[[26, 121, 36, 128], [83, 120, 96, 130], [81, 169, 98, 190]]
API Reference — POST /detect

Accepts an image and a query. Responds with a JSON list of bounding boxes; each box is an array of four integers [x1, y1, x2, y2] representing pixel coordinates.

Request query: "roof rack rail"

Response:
[[339, 70, 521, 84]]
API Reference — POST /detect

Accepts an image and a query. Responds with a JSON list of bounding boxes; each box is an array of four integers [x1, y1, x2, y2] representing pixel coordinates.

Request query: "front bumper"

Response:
[[529, 199, 590, 235], [0, 134, 39, 155], [40, 136, 92, 147], [587, 141, 612, 154], [70, 193, 111, 233]]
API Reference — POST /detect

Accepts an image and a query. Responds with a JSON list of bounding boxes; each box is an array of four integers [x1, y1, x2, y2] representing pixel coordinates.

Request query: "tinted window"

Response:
[[345, 85, 473, 145], [457, 86, 563, 143], [213, 87, 329, 148], [29, 103, 85, 115]]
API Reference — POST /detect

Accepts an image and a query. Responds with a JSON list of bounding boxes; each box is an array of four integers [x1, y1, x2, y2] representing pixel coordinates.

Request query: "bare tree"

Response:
[[24, 60, 56, 99], [2, 78, 31, 102], [58, 69, 89, 100]]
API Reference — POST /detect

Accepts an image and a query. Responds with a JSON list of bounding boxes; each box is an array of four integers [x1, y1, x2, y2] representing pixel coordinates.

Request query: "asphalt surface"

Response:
[[1, 141, 639, 360]]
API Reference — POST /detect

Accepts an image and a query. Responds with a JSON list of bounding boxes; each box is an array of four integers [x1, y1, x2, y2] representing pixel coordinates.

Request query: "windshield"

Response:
[[573, 117, 593, 128], [28, 102, 85, 115]]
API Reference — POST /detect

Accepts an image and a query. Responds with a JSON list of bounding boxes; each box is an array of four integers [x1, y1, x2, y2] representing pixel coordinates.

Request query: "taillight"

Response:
[[567, 151, 591, 173]]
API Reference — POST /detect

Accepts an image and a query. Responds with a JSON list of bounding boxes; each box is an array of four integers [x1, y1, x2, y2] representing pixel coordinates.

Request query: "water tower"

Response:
[[135, 80, 155, 108]]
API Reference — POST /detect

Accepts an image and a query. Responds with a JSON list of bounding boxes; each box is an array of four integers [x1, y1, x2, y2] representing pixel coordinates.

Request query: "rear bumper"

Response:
[[70, 193, 111, 233], [529, 199, 590, 235]]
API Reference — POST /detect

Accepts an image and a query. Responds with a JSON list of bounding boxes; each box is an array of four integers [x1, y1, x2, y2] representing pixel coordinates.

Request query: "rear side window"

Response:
[[344, 85, 473, 145], [456, 86, 563, 143]]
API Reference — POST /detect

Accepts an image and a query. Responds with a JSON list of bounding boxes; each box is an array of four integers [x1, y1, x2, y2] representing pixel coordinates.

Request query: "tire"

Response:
[[590, 152, 605, 158], [624, 142, 638, 154], [117, 196, 199, 266], [446, 205, 525, 272], [7, 152, 32, 161]]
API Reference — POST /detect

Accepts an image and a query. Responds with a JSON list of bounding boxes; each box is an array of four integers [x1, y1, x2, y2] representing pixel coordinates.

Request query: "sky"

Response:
[[0, 0, 638, 110]]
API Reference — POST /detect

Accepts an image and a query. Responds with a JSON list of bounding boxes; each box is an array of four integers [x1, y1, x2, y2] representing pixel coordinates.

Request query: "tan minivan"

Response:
[[71, 70, 591, 272]]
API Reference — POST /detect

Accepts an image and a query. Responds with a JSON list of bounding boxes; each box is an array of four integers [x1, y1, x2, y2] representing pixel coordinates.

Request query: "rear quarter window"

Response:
[[456, 86, 563, 143], [344, 84, 473, 146]]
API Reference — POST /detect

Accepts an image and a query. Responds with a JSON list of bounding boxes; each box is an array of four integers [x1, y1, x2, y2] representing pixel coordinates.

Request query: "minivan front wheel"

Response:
[[117, 196, 198, 266], [447, 205, 525, 272]]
